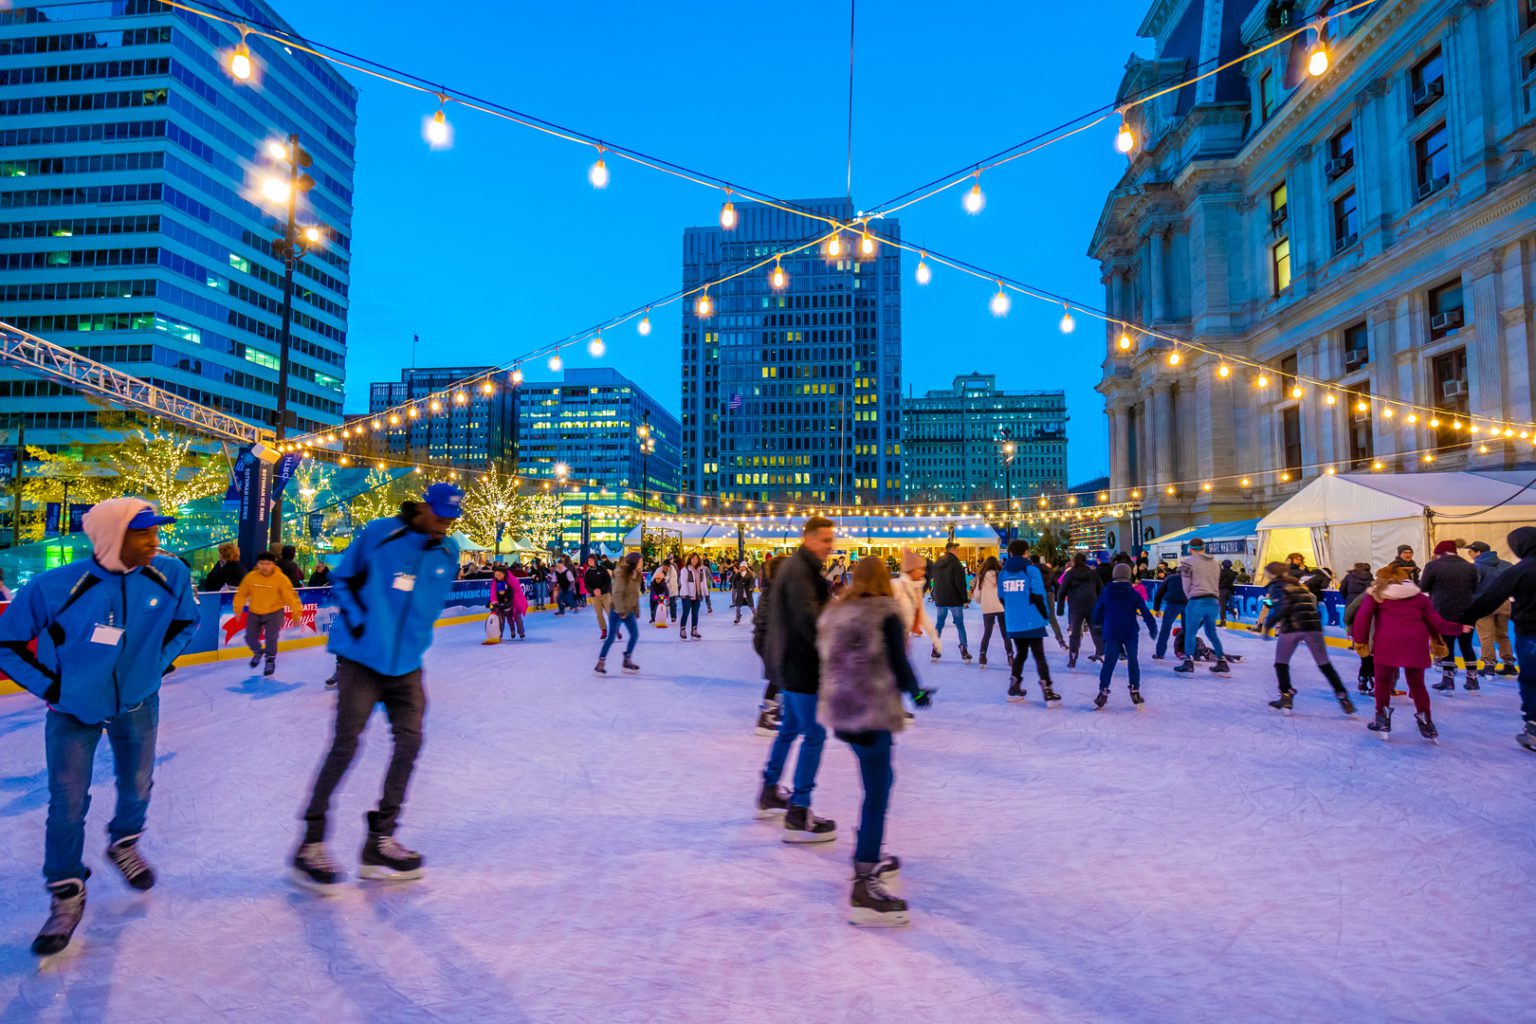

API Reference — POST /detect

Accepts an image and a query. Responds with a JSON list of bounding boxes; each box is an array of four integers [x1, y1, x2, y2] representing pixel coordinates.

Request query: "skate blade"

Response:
[[782, 831, 838, 845], [1046, 700, 1062, 709], [755, 806, 787, 819], [754, 727, 778, 737], [33, 935, 84, 965], [357, 864, 425, 882], [849, 908, 911, 928], [1375, 731, 1390, 742], [1006, 695, 1027, 703], [288, 869, 347, 897], [1134, 703, 1148, 712], [622, 668, 640, 674]]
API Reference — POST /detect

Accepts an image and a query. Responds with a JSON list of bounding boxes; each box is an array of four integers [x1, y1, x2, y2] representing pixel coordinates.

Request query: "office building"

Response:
[[1092, 0, 1536, 540], [0, 0, 356, 446], [681, 198, 902, 508], [901, 373, 1068, 504], [366, 365, 516, 471]]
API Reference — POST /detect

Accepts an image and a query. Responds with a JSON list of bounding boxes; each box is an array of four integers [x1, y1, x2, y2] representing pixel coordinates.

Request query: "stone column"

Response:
[[1466, 250, 1506, 423], [1148, 228, 1168, 323], [1353, 79, 1391, 256], [1153, 382, 1174, 486]]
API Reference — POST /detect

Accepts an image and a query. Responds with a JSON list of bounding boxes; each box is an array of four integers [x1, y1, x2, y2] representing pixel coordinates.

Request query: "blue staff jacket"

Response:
[[328, 514, 459, 677]]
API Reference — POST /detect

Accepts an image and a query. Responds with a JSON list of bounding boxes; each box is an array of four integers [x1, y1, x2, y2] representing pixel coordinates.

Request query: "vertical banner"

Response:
[[45, 502, 60, 536], [68, 504, 90, 533], [273, 452, 302, 496], [236, 449, 273, 561], [308, 510, 324, 540]]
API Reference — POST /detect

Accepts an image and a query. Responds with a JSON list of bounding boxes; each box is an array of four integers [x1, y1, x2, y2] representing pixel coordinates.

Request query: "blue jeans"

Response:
[[600, 612, 639, 657], [935, 605, 968, 648], [1154, 603, 1186, 658], [44, 694, 160, 884], [841, 730, 893, 864], [1183, 597, 1224, 659], [679, 597, 701, 631], [763, 691, 825, 808], [1517, 632, 1536, 724], [1100, 635, 1142, 690]]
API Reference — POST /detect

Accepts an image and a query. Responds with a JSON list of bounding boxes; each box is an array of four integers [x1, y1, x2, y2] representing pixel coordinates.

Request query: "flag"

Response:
[[728, 393, 743, 410]]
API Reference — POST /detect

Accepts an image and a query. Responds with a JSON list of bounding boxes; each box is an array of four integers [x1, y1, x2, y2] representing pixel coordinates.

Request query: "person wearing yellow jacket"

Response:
[[233, 552, 301, 677]]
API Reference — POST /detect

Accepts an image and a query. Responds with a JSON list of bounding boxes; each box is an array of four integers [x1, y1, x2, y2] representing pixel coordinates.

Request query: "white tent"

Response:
[[620, 516, 1002, 554], [1255, 471, 1536, 572]]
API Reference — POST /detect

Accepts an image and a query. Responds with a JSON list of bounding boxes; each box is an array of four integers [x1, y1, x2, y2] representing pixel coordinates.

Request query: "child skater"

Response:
[[484, 566, 526, 643], [1090, 562, 1158, 710]]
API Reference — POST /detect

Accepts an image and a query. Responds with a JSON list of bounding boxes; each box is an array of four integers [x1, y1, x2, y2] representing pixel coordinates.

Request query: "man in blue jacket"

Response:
[[998, 539, 1058, 705], [0, 498, 199, 956], [293, 483, 462, 893]]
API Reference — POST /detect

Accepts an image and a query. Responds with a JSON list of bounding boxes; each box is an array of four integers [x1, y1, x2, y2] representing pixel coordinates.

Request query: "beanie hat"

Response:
[[1112, 563, 1132, 581], [900, 548, 924, 574], [1433, 540, 1458, 556]]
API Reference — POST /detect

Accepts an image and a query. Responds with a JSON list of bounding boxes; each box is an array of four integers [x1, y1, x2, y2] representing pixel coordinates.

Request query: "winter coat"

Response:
[[232, 569, 300, 618], [1268, 577, 1322, 634], [200, 558, 247, 592], [752, 576, 772, 660], [972, 569, 1004, 614], [1296, 566, 1331, 599], [1152, 572, 1187, 611], [678, 565, 710, 600], [0, 555, 199, 725], [1388, 556, 1421, 585], [892, 574, 937, 648], [610, 562, 643, 616], [307, 565, 331, 588], [1091, 580, 1157, 644], [731, 571, 755, 598], [489, 577, 528, 616], [1178, 552, 1222, 599], [1350, 582, 1459, 669], [1419, 552, 1480, 621], [1473, 550, 1510, 588], [1461, 527, 1536, 634], [1095, 562, 1115, 588], [327, 513, 459, 677], [997, 555, 1048, 637], [1055, 564, 1101, 615], [816, 596, 919, 735], [1338, 568, 1373, 605], [583, 565, 612, 595], [929, 552, 969, 607], [278, 557, 303, 589], [760, 546, 831, 695], [1218, 566, 1238, 592]]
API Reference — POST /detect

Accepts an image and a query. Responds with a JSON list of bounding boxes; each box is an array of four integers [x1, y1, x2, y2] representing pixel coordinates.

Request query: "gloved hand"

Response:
[[912, 688, 935, 709], [1352, 642, 1371, 658]]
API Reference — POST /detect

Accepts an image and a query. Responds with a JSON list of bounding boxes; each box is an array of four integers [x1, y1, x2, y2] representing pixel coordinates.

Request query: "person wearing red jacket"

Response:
[[1350, 565, 1464, 742]]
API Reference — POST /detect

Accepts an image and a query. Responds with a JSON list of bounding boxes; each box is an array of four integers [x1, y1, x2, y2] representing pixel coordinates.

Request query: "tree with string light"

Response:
[[344, 467, 413, 536], [458, 471, 522, 556], [519, 490, 566, 555], [107, 430, 226, 542]]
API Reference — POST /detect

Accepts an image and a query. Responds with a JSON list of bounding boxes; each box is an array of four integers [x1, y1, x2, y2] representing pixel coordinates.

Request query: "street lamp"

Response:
[[999, 429, 1016, 542], [637, 410, 655, 544]]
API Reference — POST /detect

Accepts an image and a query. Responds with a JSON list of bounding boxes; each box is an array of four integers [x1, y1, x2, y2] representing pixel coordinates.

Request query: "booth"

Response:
[[1256, 471, 1536, 573], [1144, 519, 1263, 570]]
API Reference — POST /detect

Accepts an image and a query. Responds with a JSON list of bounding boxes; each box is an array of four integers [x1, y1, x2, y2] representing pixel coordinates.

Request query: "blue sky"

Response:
[[293, 0, 1151, 483]]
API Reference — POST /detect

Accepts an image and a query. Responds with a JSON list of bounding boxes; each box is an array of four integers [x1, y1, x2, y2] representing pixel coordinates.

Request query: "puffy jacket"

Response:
[[1178, 552, 1222, 599], [1473, 550, 1510, 588], [972, 569, 1004, 614], [232, 568, 300, 617], [1218, 566, 1238, 591], [678, 565, 710, 599], [731, 570, 755, 597], [327, 513, 459, 677], [816, 596, 919, 735], [610, 561, 643, 616], [0, 555, 199, 725], [1091, 580, 1157, 643], [929, 552, 968, 607], [1351, 582, 1458, 669], [200, 558, 246, 592], [1419, 552, 1480, 621], [997, 556, 1048, 637], [1268, 576, 1322, 634], [1056, 564, 1101, 615], [760, 546, 831, 695], [583, 565, 612, 594], [1461, 527, 1536, 634], [489, 576, 528, 616], [1338, 568, 1373, 605], [1152, 573, 1187, 611]]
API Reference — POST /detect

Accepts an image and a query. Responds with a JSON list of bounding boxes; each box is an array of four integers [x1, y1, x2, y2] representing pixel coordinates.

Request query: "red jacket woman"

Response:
[[1350, 566, 1459, 742]]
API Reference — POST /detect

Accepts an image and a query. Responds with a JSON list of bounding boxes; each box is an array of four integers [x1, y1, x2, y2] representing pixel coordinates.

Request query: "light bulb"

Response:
[[229, 42, 253, 81], [1479, 443, 1489, 454], [637, 314, 652, 336], [1308, 44, 1330, 78], [425, 107, 451, 149], [303, 226, 321, 243], [1166, 485, 1176, 495], [1281, 472, 1292, 482], [480, 380, 494, 395], [963, 180, 985, 214], [1256, 374, 1270, 388], [454, 391, 466, 405], [1383, 407, 1394, 419], [1115, 122, 1135, 154], [1168, 350, 1182, 366], [859, 230, 875, 256], [1290, 385, 1304, 399], [1202, 482, 1212, 491], [388, 413, 400, 426], [259, 176, 290, 203], [769, 262, 787, 291], [719, 200, 737, 229], [1325, 393, 1336, 405], [915, 257, 931, 285], [827, 234, 843, 258], [511, 366, 523, 386], [1240, 477, 1251, 487], [429, 399, 442, 412], [1372, 460, 1383, 470], [1059, 306, 1075, 334], [1424, 454, 1435, 463], [989, 286, 1010, 317], [1430, 417, 1440, 428], [588, 333, 606, 357], [1217, 362, 1230, 377], [695, 292, 713, 318], [407, 407, 418, 418], [1119, 333, 1134, 352], [1407, 413, 1418, 424], [588, 157, 609, 189], [1326, 466, 1337, 475], [549, 351, 563, 372], [1131, 489, 1141, 499]]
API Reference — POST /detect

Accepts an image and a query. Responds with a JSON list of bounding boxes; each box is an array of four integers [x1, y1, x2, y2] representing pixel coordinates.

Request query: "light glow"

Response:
[[963, 180, 985, 214]]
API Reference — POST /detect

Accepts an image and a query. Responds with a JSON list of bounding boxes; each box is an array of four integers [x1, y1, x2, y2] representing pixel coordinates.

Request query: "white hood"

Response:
[[81, 497, 160, 573]]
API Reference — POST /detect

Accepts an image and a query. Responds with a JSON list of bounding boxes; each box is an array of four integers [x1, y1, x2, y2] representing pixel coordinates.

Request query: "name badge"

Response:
[[392, 574, 416, 592], [91, 624, 125, 646]]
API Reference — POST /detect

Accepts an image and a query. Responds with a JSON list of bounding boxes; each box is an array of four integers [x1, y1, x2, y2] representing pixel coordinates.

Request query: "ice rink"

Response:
[[0, 602, 1532, 1023]]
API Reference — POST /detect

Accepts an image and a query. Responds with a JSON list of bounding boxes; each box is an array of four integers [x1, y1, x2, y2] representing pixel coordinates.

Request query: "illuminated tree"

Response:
[[459, 471, 521, 554], [107, 430, 225, 515], [347, 467, 413, 528], [519, 490, 566, 553]]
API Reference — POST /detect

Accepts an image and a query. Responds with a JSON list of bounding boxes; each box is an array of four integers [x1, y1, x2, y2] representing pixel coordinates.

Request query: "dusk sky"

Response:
[[293, 1, 1151, 484]]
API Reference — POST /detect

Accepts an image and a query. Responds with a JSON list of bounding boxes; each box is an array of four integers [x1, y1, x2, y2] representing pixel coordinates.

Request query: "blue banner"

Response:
[[68, 503, 90, 533], [273, 452, 302, 496], [44, 502, 60, 536], [308, 511, 324, 540]]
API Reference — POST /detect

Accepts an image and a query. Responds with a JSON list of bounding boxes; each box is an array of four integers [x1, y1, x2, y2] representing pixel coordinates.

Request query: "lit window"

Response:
[[1272, 238, 1292, 294]]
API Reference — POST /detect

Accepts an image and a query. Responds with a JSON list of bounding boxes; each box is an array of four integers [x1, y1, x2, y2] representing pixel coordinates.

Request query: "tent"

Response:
[[1144, 518, 1264, 567], [620, 516, 1002, 557], [1255, 471, 1536, 572], [449, 532, 488, 552]]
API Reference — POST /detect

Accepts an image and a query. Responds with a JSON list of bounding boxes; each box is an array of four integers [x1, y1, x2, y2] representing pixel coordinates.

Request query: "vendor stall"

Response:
[[620, 515, 1002, 562]]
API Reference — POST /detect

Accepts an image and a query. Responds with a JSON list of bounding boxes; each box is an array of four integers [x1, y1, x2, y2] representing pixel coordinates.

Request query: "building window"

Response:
[[1428, 280, 1464, 339], [1410, 47, 1445, 116], [1282, 406, 1303, 476], [1280, 353, 1299, 395], [1272, 238, 1292, 295], [1326, 123, 1355, 178], [1349, 384, 1374, 466], [1269, 183, 1288, 230], [1259, 68, 1277, 121], [1414, 123, 1450, 200], [1431, 347, 1469, 447], [1332, 190, 1359, 252], [1343, 322, 1369, 371]]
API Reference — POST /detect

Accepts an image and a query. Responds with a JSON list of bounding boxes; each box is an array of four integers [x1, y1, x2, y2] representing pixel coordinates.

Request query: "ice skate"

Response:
[[852, 854, 902, 881], [1173, 659, 1195, 674], [782, 805, 836, 844], [1356, 675, 1373, 695], [248, 653, 261, 669], [1040, 683, 1061, 707], [754, 705, 781, 737], [1463, 671, 1480, 694], [1067, 653, 1078, 669], [849, 869, 909, 928], [691, 629, 702, 640], [1368, 706, 1393, 741], [1129, 688, 1146, 711], [1414, 711, 1439, 744], [960, 646, 972, 663], [756, 782, 789, 818], [1093, 688, 1109, 710], [1433, 666, 1456, 692], [263, 658, 276, 677], [678, 626, 687, 641], [1210, 659, 1231, 674], [930, 647, 940, 663], [31, 878, 87, 956], [359, 833, 424, 881], [593, 658, 607, 676], [978, 652, 987, 667], [106, 834, 156, 892], [1498, 662, 1519, 677], [1268, 690, 1295, 715], [622, 655, 640, 674], [1335, 692, 1358, 716], [290, 843, 345, 895], [1006, 678, 1026, 703], [324, 674, 338, 689], [1518, 723, 1536, 752]]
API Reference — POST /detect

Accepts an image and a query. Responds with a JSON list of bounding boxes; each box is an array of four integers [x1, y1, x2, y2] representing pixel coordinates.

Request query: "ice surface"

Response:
[[0, 605, 1532, 1023]]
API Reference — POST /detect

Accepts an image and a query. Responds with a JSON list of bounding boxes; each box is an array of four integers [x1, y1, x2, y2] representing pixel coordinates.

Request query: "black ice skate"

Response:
[[106, 833, 156, 891], [849, 868, 909, 928], [1335, 692, 1358, 716], [851, 854, 902, 881], [1498, 662, 1519, 677], [978, 651, 988, 667], [1006, 678, 1026, 703], [359, 833, 424, 881], [1269, 690, 1295, 715], [1129, 688, 1146, 711], [1518, 723, 1536, 752], [32, 877, 87, 956], [782, 805, 837, 844], [1174, 659, 1195, 674], [1415, 711, 1439, 744], [622, 655, 640, 674], [1040, 683, 1062, 707], [248, 653, 261, 669], [593, 658, 608, 676], [291, 842, 345, 894], [325, 675, 338, 689], [263, 658, 276, 677], [1433, 666, 1456, 692], [930, 647, 941, 663], [1357, 674, 1373, 695], [691, 629, 702, 640], [1210, 659, 1231, 674], [1093, 688, 1109, 710], [756, 782, 790, 818], [1068, 653, 1078, 669], [1368, 706, 1393, 741], [1463, 671, 1480, 694], [960, 646, 973, 663]]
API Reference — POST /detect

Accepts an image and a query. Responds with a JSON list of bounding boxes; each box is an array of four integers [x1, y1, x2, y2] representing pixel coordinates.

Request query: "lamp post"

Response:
[[260, 133, 321, 547], [999, 430, 1016, 544], [637, 410, 655, 546]]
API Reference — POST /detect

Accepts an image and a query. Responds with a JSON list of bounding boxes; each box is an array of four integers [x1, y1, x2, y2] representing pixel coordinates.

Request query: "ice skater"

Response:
[[999, 539, 1059, 705], [1260, 562, 1355, 717], [594, 551, 643, 675], [1350, 565, 1462, 742], [1420, 540, 1480, 693], [484, 566, 526, 643], [1056, 552, 1103, 668], [1175, 538, 1231, 674], [1090, 562, 1157, 710], [292, 482, 463, 892], [818, 556, 932, 927], [731, 560, 757, 624], [1457, 527, 1536, 751], [751, 557, 781, 735], [892, 549, 940, 662], [756, 517, 838, 841], [0, 499, 198, 955], [971, 555, 1012, 668], [678, 552, 708, 640], [232, 551, 300, 674]]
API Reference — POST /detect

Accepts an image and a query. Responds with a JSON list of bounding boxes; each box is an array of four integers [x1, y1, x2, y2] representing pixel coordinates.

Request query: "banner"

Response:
[[308, 511, 324, 539], [235, 452, 273, 562], [273, 452, 302, 496], [68, 503, 90, 533], [44, 502, 60, 536]]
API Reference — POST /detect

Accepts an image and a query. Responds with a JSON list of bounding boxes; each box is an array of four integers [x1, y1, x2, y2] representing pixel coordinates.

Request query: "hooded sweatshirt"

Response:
[[1091, 579, 1157, 643], [1178, 551, 1222, 600], [1460, 527, 1536, 634], [1473, 549, 1511, 588]]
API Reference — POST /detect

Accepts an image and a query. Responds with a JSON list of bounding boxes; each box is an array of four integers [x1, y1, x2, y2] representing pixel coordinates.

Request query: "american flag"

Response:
[[728, 393, 743, 410]]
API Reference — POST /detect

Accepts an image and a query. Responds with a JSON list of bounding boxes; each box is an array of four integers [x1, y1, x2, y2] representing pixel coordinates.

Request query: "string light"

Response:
[[1168, 349, 1181, 366], [963, 175, 985, 215], [1325, 393, 1337, 405], [1240, 477, 1251, 487], [1326, 466, 1336, 475], [406, 407, 418, 419], [429, 398, 442, 413], [1382, 407, 1394, 419], [769, 258, 788, 292], [989, 282, 1010, 317], [1202, 481, 1212, 491], [424, 99, 451, 149], [228, 32, 254, 81], [454, 390, 467, 405], [827, 234, 844, 258], [695, 290, 713, 318], [1256, 374, 1269, 388], [588, 148, 609, 189], [915, 254, 932, 285], [480, 379, 494, 395], [1407, 413, 1418, 423], [1166, 485, 1176, 495], [1115, 120, 1135, 154], [1281, 472, 1292, 482], [719, 196, 737, 229], [1372, 460, 1384, 470], [1059, 304, 1075, 334], [1430, 418, 1440, 428], [1308, 28, 1331, 77], [548, 350, 563, 371], [1119, 331, 1134, 352], [588, 332, 606, 357], [637, 310, 652, 336], [859, 229, 876, 256], [510, 365, 524, 386], [1290, 384, 1304, 399]]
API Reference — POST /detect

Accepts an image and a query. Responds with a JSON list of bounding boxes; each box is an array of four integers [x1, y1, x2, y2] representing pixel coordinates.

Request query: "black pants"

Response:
[[245, 610, 283, 660], [979, 613, 1013, 661], [1065, 604, 1102, 657], [1218, 588, 1235, 624], [1009, 636, 1052, 682], [302, 657, 426, 843], [1440, 631, 1476, 668]]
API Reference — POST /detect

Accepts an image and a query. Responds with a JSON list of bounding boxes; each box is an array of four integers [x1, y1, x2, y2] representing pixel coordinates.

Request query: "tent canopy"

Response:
[[1145, 518, 1263, 564], [1256, 471, 1536, 571], [621, 516, 1002, 552]]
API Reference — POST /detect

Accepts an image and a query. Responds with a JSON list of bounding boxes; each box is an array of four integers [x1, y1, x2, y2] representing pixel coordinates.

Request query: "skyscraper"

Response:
[[681, 198, 902, 508], [366, 366, 516, 471], [0, 0, 356, 446]]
